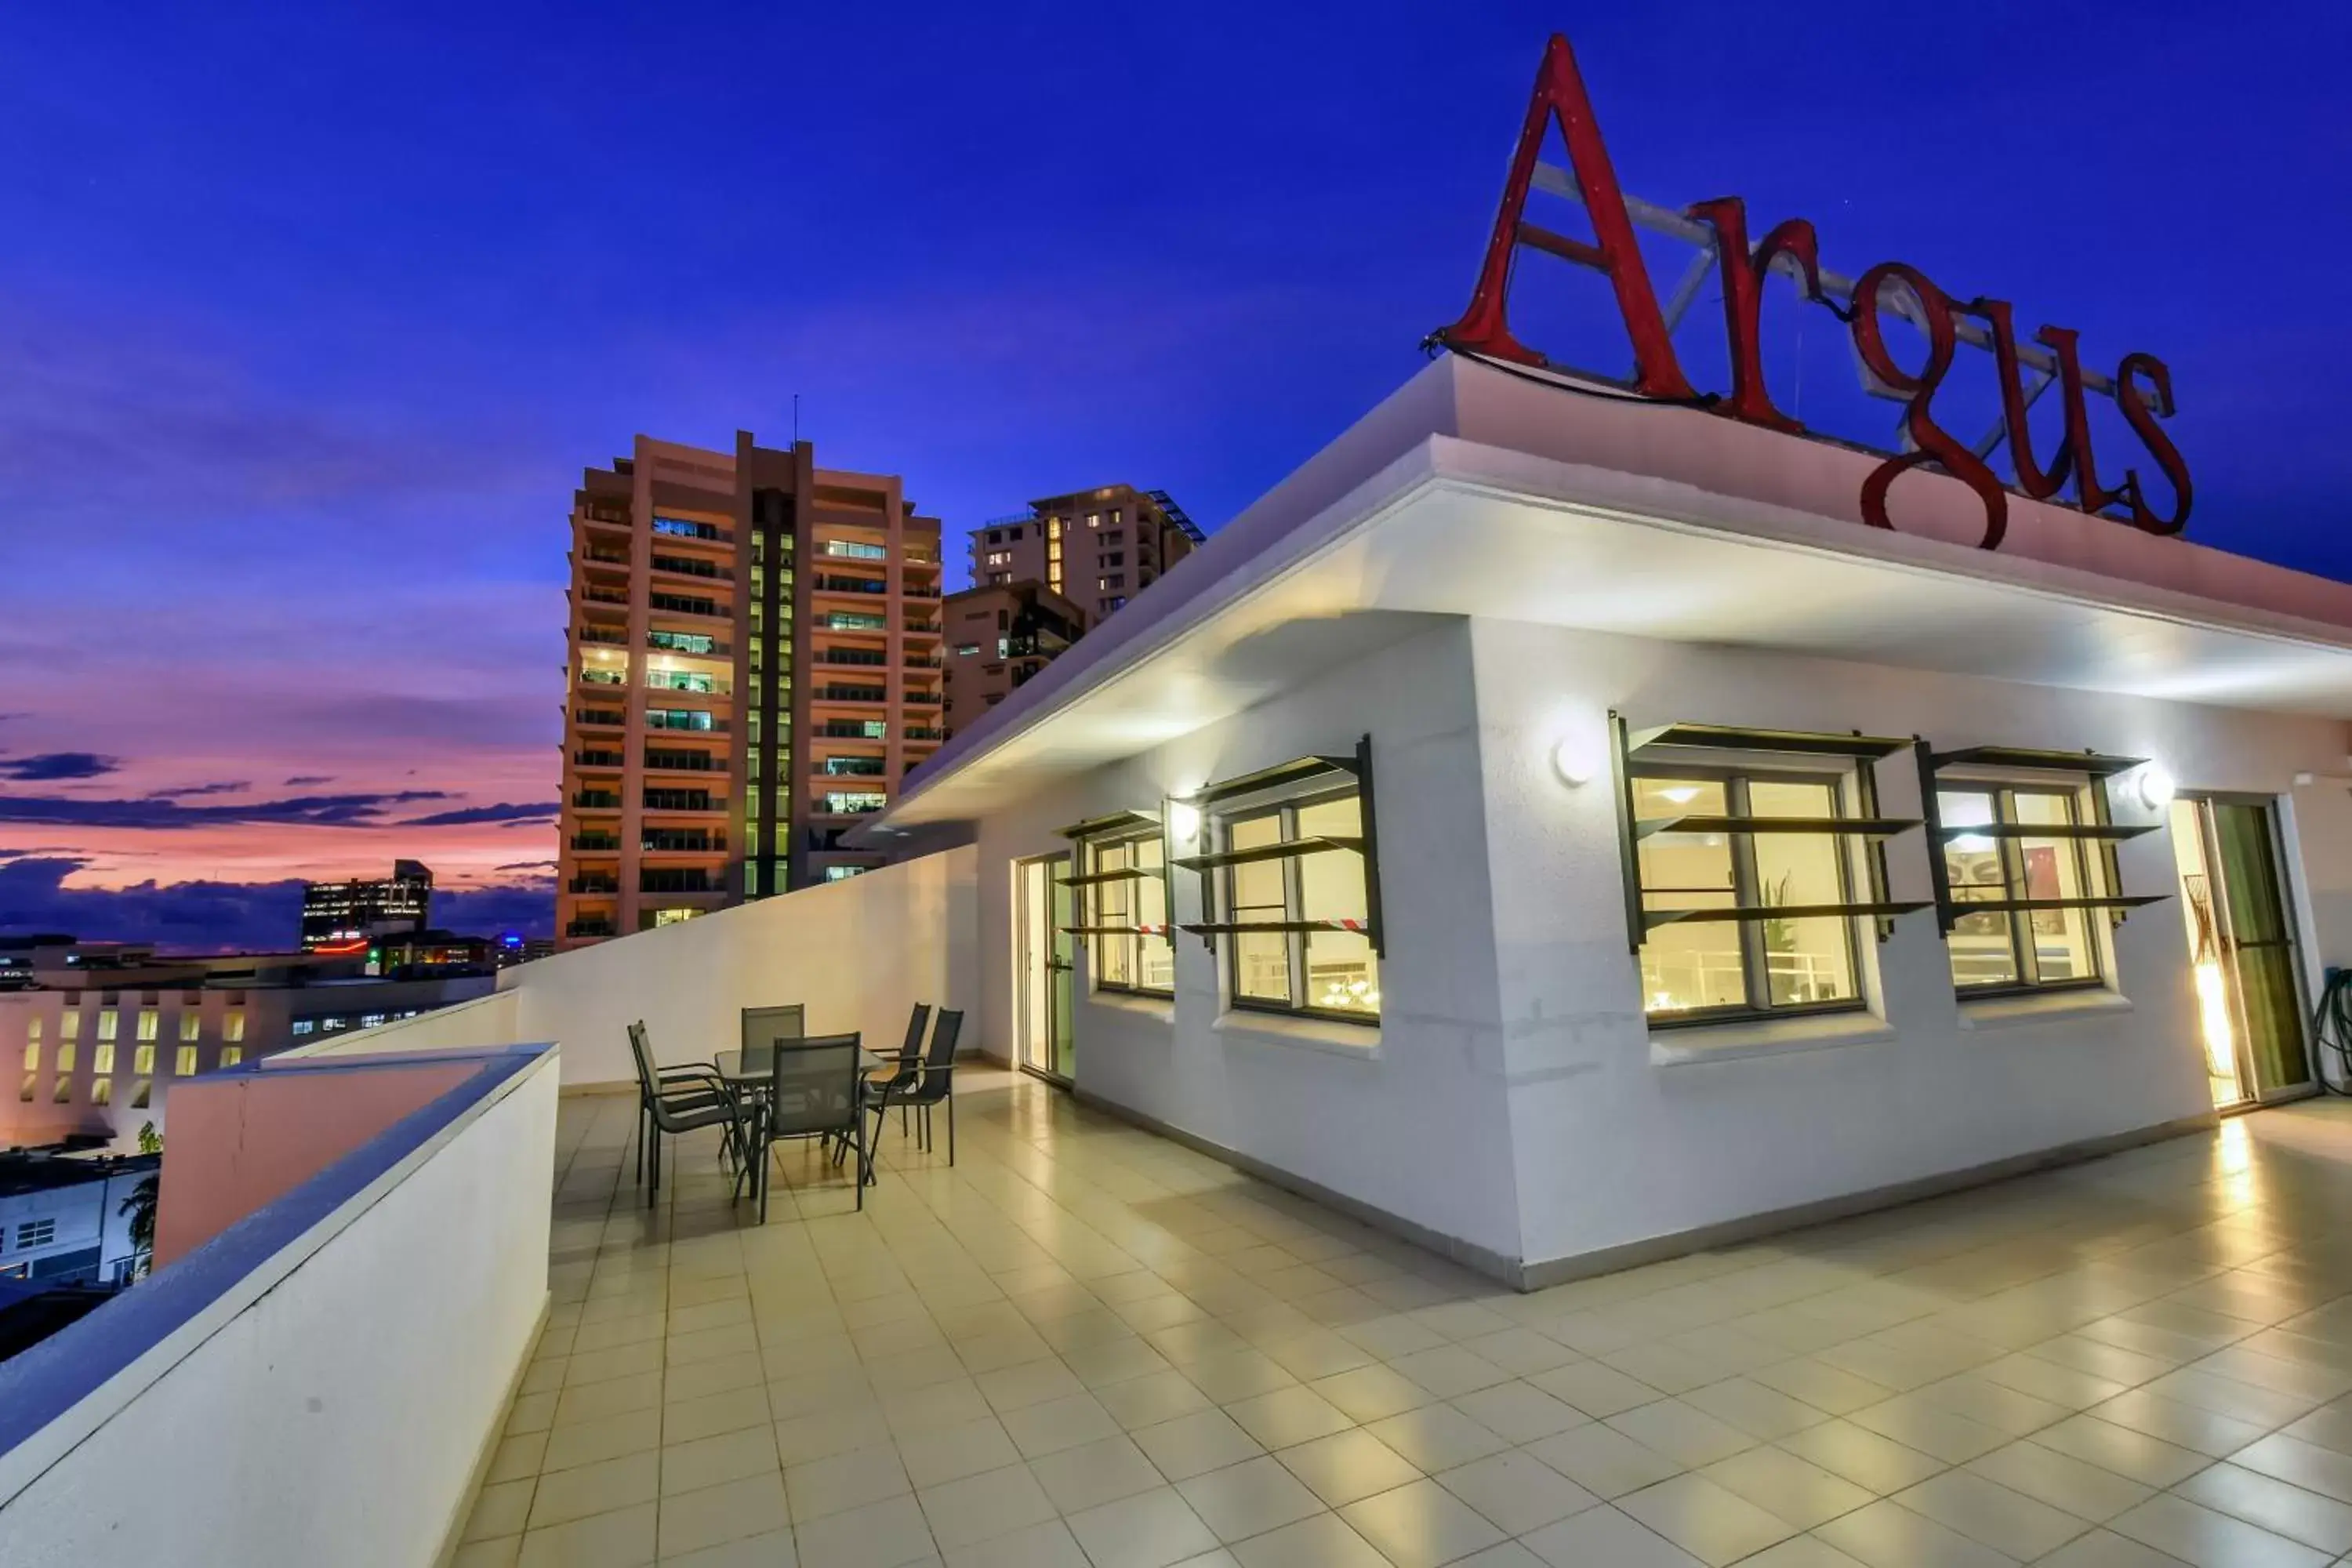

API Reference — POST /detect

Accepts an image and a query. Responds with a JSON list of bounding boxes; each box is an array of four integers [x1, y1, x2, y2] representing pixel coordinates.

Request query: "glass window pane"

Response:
[[1299, 806, 1377, 1014], [1227, 813, 1289, 1003], [1635, 777, 1740, 1014], [1940, 790, 2016, 989], [1749, 783, 1854, 1007], [2014, 792, 2097, 983], [1136, 838, 1174, 992], [1094, 841, 1133, 989]]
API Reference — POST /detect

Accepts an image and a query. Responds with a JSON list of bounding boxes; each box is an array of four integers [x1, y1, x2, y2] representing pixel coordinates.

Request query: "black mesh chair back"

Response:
[[873, 1004, 930, 1096], [768, 1034, 862, 1139], [740, 1004, 805, 1065], [908, 1009, 964, 1107], [626, 1020, 659, 1099]]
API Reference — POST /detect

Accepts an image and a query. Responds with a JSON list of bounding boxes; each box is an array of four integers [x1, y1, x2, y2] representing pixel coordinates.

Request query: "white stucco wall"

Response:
[[966, 617, 1525, 1269], [0, 1051, 556, 1567], [1468, 618, 2352, 1276]]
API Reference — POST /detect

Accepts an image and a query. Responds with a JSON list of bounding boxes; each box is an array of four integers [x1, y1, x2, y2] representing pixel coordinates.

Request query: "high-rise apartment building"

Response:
[[967, 485, 1203, 623], [942, 580, 1088, 736], [299, 860, 432, 952], [557, 435, 944, 946]]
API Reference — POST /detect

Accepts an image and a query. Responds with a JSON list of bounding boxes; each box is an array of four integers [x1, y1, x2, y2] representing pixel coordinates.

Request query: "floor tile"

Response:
[[1337, 1477, 1505, 1568], [1606, 1400, 1759, 1468], [1811, 1498, 2021, 1567], [2173, 1461, 2352, 1554], [1519, 1504, 1707, 1566], [514, 1501, 657, 1568], [1963, 1439, 2154, 1523], [656, 1472, 789, 1560], [1614, 1472, 1798, 1566], [528, 1451, 660, 1531], [1227, 1510, 1390, 1567], [660, 1425, 778, 1497], [1000, 1392, 1123, 1458], [1225, 1388, 1356, 1450], [791, 1494, 940, 1568], [1447, 1381, 1584, 1444], [1134, 1409, 1269, 1483], [1178, 1457, 1328, 1542], [1029, 1433, 1167, 1514], [1274, 1428, 1422, 1509], [786, 1443, 910, 1522], [2107, 1491, 2331, 1567], [916, 1462, 1060, 1551], [1699, 1443, 1873, 1530], [941, 1518, 1089, 1568], [1363, 1405, 1510, 1472], [1524, 1421, 1686, 1498], [1890, 1468, 2091, 1559], [1065, 1486, 1223, 1568], [1432, 1450, 1598, 1535]]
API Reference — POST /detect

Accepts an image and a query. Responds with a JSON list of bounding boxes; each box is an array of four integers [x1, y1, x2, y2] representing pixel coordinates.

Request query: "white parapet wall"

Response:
[[296, 846, 979, 1087], [0, 1043, 557, 1568]]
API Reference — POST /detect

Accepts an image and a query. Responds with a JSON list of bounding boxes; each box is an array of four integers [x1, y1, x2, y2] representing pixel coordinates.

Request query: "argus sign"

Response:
[[1432, 34, 2191, 552]]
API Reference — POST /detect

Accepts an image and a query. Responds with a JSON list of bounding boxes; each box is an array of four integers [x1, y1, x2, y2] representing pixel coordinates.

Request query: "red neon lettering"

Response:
[[2035, 326, 2125, 517], [1969, 299, 2074, 501], [1436, 34, 1693, 398], [2116, 352, 2192, 535], [1688, 196, 1828, 433], [1849, 263, 2009, 551]]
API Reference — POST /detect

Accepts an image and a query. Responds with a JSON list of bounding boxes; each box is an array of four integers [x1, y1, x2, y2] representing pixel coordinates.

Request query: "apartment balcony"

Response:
[[903, 725, 946, 741], [903, 619, 942, 637], [568, 833, 620, 852], [580, 547, 631, 569], [641, 750, 721, 774], [565, 876, 619, 895], [648, 554, 731, 583], [814, 650, 891, 669], [568, 790, 621, 811], [24, 831, 2352, 1567], [640, 833, 723, 855], [646, 633, 729, 658], [816, 722, 890, 740], [572, 750, 624, 770], [812, 685, 887, 706], [579, 586, 630, 609], [640, 792, 721, 814], [579, 628, 628, 648], [904, 655, 943, 670], [814, 575, 890, 597], [900, 691, 941, 708], [572, 709, 625, 730]]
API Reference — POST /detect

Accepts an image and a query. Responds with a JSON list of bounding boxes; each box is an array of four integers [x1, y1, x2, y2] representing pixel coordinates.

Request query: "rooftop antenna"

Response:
[[792, 393, 800, 448]]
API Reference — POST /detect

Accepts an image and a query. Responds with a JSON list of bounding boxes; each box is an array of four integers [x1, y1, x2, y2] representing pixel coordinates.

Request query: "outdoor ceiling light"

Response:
[[1167, 800, 1203, 843], [1552, 735, 1601, 787], [2136, 764, 2178, 811]]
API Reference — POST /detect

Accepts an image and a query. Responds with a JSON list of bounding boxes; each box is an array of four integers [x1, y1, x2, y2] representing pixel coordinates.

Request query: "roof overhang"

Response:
[[863, 358, 2352, 836]]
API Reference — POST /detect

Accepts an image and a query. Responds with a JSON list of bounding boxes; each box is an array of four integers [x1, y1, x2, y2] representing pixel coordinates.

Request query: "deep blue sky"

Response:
[[2, 2, 2347, 946]]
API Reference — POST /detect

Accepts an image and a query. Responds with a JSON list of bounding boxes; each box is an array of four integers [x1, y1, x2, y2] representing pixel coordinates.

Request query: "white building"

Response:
[[0, 1153, 154, 1286], [331, 354, 2352, 1290]]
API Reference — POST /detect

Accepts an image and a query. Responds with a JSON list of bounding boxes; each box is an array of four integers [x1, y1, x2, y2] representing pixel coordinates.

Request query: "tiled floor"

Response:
[[459, 1068, 2352, 1567]]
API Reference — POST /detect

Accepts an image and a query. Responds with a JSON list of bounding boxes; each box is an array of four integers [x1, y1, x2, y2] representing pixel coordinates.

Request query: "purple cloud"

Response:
[[0, 788, 449, 829], [400, 801, 560, 827], [283, 774, 334, 786], [147, 779, 252, 799], [0, 752, 120, 782]]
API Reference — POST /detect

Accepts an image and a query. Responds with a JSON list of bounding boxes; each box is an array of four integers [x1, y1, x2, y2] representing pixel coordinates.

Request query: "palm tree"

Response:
[[120, 1176, 158, 1273]]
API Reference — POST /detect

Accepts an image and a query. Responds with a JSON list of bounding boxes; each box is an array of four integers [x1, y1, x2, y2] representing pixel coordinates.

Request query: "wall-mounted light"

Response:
[[1552, 735, 1601, 787], [1167, 800, 1203, 844], [2135, 764, 2177, 811]]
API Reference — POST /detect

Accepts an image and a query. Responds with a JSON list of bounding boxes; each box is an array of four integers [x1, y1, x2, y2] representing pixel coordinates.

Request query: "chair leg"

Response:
[[647, 1125, 659, 1209], [947, 1093, 956, 1167], [635, 1102, 645, 1185]]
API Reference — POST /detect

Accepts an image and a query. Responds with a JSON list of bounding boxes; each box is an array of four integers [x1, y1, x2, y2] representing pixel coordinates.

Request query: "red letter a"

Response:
[[1433, 34, 1693, 400]]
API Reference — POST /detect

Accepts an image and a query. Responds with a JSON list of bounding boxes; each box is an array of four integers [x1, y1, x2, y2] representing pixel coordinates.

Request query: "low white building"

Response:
[[350, 356, 2352, 1290], [0, 1153, 154, 1287]]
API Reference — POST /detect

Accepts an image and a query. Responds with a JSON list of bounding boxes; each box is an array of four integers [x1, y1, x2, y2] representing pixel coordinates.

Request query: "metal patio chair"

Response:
[[868, 1007, 963, 1166], [627, 1021, 749, 1209], [747, 1033, 869, 1219]]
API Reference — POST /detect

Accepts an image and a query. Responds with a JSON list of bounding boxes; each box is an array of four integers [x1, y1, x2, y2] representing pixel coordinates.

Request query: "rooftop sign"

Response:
[[1432, 34, 2190, 551]]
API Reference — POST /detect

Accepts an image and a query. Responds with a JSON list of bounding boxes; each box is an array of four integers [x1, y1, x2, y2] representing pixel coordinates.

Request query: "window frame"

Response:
[[1632, 762, 1870, 1029], [1217, 786, 1380, 1026], [1084, 829, 1174, 1000], [1938, 780, 2107, 996]]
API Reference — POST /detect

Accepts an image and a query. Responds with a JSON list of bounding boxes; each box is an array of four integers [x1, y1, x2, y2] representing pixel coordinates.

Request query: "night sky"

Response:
[[3, 3, 2347, 949]]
